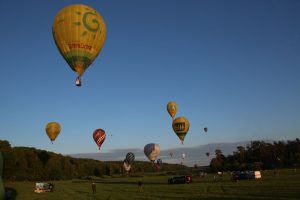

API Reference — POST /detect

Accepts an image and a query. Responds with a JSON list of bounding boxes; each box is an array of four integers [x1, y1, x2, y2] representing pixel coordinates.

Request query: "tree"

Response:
[[210, 149, 226, 172]]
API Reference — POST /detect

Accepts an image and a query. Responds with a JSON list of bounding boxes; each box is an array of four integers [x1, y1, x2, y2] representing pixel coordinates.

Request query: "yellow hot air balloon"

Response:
[[52, 4, 106, 86], [45, 122, 61, 143], [167, 102, 178, 119], [172, 117, 190, 144]]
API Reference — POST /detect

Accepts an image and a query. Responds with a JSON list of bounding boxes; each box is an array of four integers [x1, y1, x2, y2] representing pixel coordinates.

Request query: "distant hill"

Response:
[[0, 140, 190, 181], [69, 140, 268, 167], [1, 138, 298, 181]]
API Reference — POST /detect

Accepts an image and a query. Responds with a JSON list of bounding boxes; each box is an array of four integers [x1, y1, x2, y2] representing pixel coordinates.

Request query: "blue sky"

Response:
[[0, 0, 299, 155]]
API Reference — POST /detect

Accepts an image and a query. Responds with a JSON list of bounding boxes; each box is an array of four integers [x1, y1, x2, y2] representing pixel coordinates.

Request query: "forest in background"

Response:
[[0, 138, 299, 181], [0, 140, 188, 181], [210, 138, 300, 172]]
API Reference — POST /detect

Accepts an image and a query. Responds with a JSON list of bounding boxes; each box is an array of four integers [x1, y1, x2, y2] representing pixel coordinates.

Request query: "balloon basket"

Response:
[[76, 77, 81, 87]]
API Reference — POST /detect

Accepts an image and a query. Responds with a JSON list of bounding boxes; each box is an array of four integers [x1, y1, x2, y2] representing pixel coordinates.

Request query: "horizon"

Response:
[[4, 137, 288, 153], [3, 137, 298, 167]]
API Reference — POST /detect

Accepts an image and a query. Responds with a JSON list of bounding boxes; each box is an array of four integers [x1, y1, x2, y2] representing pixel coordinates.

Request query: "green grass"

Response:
[[4, 169, 300, 200]]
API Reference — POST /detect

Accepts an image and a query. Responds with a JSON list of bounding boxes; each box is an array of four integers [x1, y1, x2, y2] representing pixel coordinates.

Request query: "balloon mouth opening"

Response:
[[76, 77, 82, 87]]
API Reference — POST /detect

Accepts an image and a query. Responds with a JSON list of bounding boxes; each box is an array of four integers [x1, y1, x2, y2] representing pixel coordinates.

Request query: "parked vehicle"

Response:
[[34, 182, 54, 193], [232, 171, 261, 181], [168, 176, 192, 184]]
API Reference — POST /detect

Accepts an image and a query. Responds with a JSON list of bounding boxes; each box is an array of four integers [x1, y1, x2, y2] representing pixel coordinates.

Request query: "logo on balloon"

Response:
[[73, 10, 101, 39], [173, 122, 186, 132]]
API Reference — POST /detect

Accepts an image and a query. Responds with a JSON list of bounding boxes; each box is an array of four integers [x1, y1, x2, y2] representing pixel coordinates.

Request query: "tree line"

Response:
[[0, 140, 187, 181], [210, 138, 300, 172], [1, 138, 299, 180]]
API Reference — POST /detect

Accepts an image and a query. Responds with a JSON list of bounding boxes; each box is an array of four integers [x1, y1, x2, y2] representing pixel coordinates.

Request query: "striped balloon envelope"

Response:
[[93, 129, 106, 150], [123, 159, 131, 172], [125, 152, 135, 165]]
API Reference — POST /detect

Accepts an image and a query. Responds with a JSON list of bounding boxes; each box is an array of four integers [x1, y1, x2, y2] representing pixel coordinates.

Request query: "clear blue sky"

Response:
[[0, 0, 299, 155]]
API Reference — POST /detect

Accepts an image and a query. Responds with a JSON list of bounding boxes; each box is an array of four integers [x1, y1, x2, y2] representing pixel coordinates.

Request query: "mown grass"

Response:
[[4, 169, 300, 200]]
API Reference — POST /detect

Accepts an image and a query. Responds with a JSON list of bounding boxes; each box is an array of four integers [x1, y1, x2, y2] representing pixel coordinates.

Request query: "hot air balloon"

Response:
[[157, 158, 163, 165], [206, 152, 210, 157], [204, 127, 208, 133], [123, 159, 131, 173], [93, 129, 106, 150], [181, 153, 186, 165], [169, 152, 173, 158], [126, 152, 135, 165], [167, 102, 178, 119], [52, 4, 106, 86], [45, 122, 61, 144], [144, 143, 160, 163], [172, 117, 190, 144], [155, 158, 163, 171]]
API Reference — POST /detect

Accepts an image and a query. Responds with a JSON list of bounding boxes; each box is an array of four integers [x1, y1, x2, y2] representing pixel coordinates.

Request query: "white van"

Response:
[[254, 171, 261, 179]]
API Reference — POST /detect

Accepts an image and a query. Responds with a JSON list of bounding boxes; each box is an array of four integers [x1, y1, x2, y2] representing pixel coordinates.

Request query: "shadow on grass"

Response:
[[73, 180, 167, 185], [74, 190, 91, 194], [5, 187, 18, 200], [189, 198, 264, 200]]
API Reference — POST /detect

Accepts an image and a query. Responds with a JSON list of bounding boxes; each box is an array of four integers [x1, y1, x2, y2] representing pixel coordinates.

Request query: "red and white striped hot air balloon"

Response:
[[93, 129, 106, 150]]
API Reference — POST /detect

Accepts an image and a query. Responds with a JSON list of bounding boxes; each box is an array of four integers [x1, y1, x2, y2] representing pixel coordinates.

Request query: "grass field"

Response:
[[4, 169, 300, 200]]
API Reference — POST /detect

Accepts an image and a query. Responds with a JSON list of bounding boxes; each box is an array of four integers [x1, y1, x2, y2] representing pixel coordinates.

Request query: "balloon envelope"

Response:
[[157, 158, 163, 166], [126, 152, 135, 164], [53, 4, 106, 84], [93, 129, 106, 150], [123, 159, 131, 172], [167, 102, 178, 119], [172, 117, 190, 144], [144, 143, 160, 162], [155, 159, 162, 171], [45, 122, 61, 143]]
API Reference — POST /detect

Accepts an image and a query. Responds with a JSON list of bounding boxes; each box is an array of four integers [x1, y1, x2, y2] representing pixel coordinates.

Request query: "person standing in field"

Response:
[[138, 180, 143, 192], [92, 182, 96, 194]]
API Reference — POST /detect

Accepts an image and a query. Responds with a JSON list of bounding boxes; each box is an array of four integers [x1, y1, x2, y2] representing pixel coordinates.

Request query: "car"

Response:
[[168, 175, 192, 184], [34, 182, 54, 193], [231, 171, 262, 181], [232, 171, 248, 181]]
